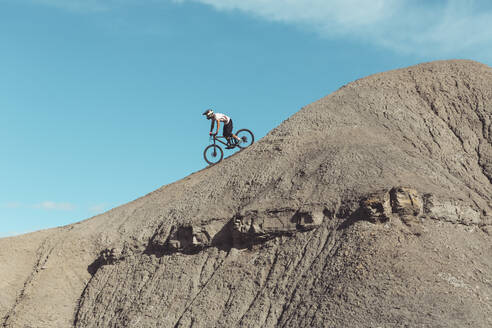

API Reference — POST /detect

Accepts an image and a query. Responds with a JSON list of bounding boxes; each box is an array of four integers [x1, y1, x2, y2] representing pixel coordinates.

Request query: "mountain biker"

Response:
[[203, 109, 241, 149]]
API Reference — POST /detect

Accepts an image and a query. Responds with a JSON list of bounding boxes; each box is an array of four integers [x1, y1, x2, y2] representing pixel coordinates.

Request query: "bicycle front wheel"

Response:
[[236, 129, 254, 149], [204, 144, 224, 165]]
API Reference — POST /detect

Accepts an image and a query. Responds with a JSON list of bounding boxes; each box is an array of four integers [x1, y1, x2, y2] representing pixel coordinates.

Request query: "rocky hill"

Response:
[[1, 60, 491, 328]]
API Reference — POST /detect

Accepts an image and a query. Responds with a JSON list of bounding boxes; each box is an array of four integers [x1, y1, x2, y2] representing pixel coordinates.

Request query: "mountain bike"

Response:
[[203, 129, 254, 165]]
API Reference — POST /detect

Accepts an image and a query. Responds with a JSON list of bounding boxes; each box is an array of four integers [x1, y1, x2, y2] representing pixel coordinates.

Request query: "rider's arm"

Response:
[[216, 121, 220, 135], [210, 120, 215, 134]]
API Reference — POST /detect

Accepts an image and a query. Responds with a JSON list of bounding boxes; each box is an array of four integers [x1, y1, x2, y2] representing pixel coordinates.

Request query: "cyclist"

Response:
[[203, 109, 241, 149]]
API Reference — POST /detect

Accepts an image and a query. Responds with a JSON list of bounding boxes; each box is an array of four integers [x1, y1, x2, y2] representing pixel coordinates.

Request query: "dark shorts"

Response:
[[223, 119, 233, 138]]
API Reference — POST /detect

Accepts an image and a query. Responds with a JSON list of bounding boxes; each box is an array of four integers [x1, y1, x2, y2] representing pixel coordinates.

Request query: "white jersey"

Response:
[[214, 113, 231, 124]]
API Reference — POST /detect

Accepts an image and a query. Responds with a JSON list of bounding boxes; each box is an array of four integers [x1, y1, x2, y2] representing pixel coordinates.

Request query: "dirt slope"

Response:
[[1, 59, 491, 328]]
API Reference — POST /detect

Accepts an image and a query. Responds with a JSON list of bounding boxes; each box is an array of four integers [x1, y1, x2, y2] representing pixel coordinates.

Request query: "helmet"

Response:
[[203, 109, 214, 119]]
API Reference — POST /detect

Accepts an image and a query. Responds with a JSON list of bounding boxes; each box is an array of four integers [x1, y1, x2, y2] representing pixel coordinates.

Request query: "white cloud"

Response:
[[0, 202, 23, 209], [16, 0, 492, 58], [35, 201, 76, 211], [186, 0, 396, 29], [1, 201, 76, 211], [0, 230, 32, 238], [180, 0, 492, 58], [89, 203, 109, 213]]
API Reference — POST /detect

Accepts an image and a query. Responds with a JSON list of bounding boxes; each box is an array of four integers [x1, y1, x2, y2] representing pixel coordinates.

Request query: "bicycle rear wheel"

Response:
[[236, 129, 254, 149], [204, 144, 224, 165]]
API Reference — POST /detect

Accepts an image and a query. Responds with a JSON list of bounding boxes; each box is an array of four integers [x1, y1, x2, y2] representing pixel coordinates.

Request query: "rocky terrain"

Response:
[[1, 59, 491, 327]]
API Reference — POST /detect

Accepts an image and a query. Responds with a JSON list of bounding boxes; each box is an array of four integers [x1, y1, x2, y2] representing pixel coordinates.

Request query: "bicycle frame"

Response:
[[210, 135, 232, 147]]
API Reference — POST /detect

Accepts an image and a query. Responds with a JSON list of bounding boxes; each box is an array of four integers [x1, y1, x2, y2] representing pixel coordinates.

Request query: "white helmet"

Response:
[[203, 109, 214, 119]]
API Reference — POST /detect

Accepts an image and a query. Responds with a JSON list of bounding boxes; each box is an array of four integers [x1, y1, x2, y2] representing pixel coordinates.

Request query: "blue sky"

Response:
[[1, 0, 491, 237]]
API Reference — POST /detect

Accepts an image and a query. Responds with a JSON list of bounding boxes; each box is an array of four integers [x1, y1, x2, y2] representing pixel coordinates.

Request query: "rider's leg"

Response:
[[223, 121, 233, 144], [223, 120, 240, 143]]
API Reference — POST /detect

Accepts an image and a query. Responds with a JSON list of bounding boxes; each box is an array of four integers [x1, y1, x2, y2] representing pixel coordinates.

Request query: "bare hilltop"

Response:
[[1, 60, 491, 328]]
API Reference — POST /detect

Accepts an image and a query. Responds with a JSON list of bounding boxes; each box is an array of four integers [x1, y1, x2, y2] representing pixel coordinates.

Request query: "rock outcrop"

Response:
[[1, 60, 491, 328]]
